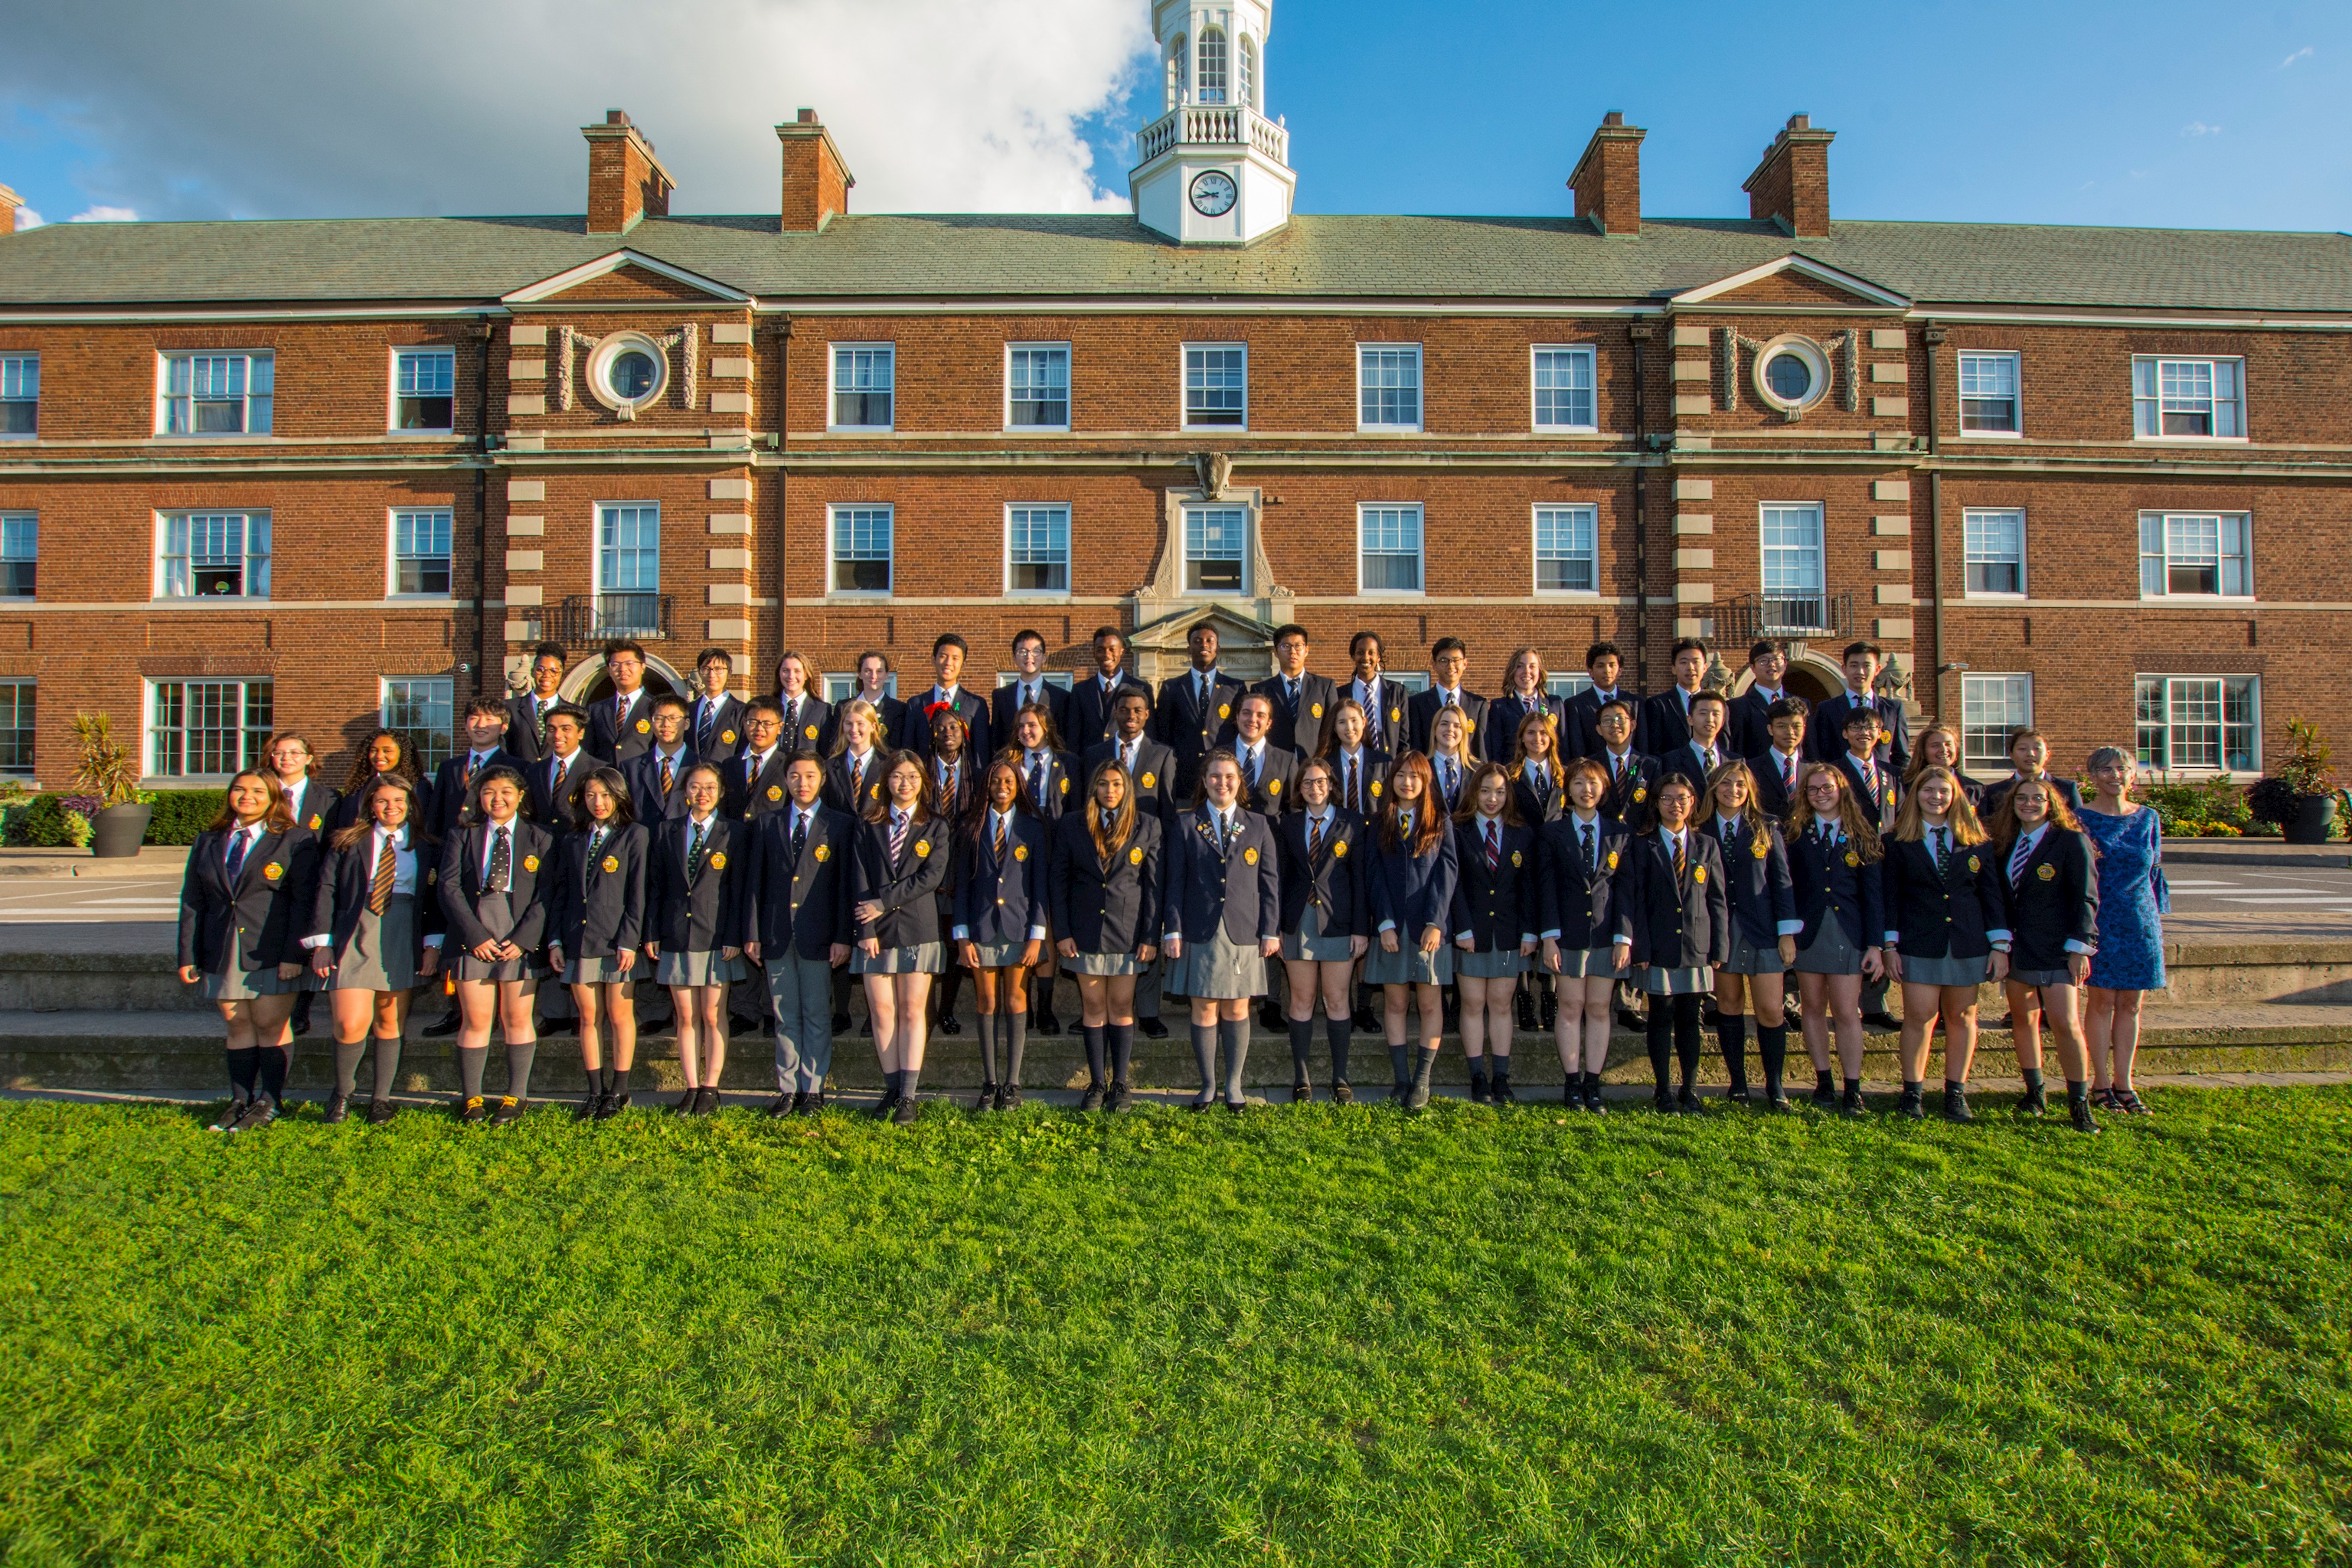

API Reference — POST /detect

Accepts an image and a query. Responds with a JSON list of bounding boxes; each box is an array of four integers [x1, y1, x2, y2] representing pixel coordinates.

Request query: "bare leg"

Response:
[[1826, 973, 1865, 1081], [1937, 984, 1979, 1086], [866, 974, 899, 1074], [897, 975, 933, 1072], [1580, 975, 1614, 1074], [571, 983, 605, 1073], [607, 981, 637, 1073], [671, 984, 702, 1089]]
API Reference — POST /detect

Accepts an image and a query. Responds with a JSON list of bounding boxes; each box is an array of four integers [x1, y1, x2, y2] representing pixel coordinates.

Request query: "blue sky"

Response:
[[5, 0, 2348, 233]]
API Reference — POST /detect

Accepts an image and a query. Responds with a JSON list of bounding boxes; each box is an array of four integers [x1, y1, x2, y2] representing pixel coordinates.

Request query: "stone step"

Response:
[[7, 1004, 2348, 1095]]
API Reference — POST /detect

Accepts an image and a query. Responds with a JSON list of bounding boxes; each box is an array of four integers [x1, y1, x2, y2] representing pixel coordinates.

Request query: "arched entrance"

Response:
[[561, 653, 687, 706], [1730, 648, 1844, 705]]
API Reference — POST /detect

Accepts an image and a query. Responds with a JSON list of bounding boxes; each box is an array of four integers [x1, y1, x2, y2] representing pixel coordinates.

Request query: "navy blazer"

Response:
[[1656, 741, 1735, 796], [1366, 815, 1460, 944], [991, 681, 1071, 748], [1014, 747, 1082, 821], [1050, 809, 1163, 956], [851, 809, 955, 948], [274, 779, 341, 844], [1426, 752, 1479, 820], [1595, 750, 1662, 826], [429, 751, 514, 839], [1747, 748, 1811, 822], [1832, 752, 1903, 835], [1163, 806, 1281, 947], [1082, 736, 1180, 825], [822, 750, 888, 819], [1340, 678, 1413, 754], [1999, 826, 2099, 972], [723, 747, 795, 822], [1807, 690, 1911, 772], [178, 825, 317, 975], [505, 692, 561, 766], [648, 815, 746, 954], [1536, 813, 1632, 949], [308, 825, 446, 970], [526, 749, 596, 831], [1406, 688, 1490, 760], [1066, 672, 1153, 753], [774, 692, 833, 757], [1253, 671, 1339, 760], [619, 746, 699, 824], [439, 818, 554, 955], [1980, 773, 2087, 820], [1321, 744, 1392, 820], [1884, 833, 2011, 962], [1450, 815, 1539, 953], [1725, 686, 1797, 760], [952, 810, 1052, 948], [1638, 688, 1708, 759], [1152, 669, 1246, 795], [547, 822, 649, 960], [1564, 687, 1638, 760], [1785, 825, 1886, 955], [1702, 814, 1801, 951], [688, 692, 750, 762], [1232, 741, 1299, 816], [898, 686, 991, 762], [1277, 807, 1371, 939], [1508, 760, 1567, 825], [587, 690, 658, 762], [1485, 691, 1566, 765], [1622, 829, 1732, 971], [745, 804, 857, 960]]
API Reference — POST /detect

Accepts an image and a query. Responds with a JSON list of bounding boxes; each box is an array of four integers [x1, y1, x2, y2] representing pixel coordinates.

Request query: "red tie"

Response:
[[1485, 820, 1501, 872]]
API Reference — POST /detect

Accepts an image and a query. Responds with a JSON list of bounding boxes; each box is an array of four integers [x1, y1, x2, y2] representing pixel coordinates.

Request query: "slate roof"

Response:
[[5, 211, 2350, 312]]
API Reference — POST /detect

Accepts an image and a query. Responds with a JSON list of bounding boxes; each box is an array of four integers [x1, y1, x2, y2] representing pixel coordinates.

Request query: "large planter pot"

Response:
[[2284, 792, 2340, 845], [90, 802, 152, 858]]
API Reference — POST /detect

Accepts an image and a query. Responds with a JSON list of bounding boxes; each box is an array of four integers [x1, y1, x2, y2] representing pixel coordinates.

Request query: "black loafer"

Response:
[[1188, 1096, 1215, 1113], [830, 1012, 853, 1034], [1767, 1093, 1795, 1114], [972, 1084, 999, 1113], [1810, 1084, 1839, 1110], [1677, 1087, 1705, 1115], [935, 1014, 962, 1037], [1840, 1087, 1869, 1119], [573, 1095, 602, 1122], [322, 1093, 350, 1125], [766, 1093, 796, 1119], [1468, 1078, 1491, 1105], [997, 1086, 1021, 1112], [366, 1096, 399, 1125], [1289, 1081, 1312, 1105], [597, 1093, 631, 1119], [1331, 1082, 1354, 1105], [1861, 1011, 1901, 1032], [1586, 1089, 1609, 1116], [728, 1014, 763, 1037], [1080, 1084, 1106, 1112], [694, 1087, 721, 1116], [1105, 1084, 1132, 1112], [798, 1092, 826, 1117], [1036, 1011, 1063, 1037], [867, 1089, 900, 1120], [422, 1012, 463, 1037]]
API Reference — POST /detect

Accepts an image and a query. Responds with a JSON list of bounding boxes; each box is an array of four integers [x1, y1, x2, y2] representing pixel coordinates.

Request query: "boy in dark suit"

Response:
[[586, 640, 657, 763], [688, 645, 749, 764], [527, 705, 596, 828], [1406, 636, 1489, 758], [1591, 698, 1659, 826], [899, 632, 991, 760], [1832, 707, 1903, 1030], [1342, 631, 1412, 757], [1746, 697, 1812, 821], [1807, 641, 1911, 771], [724, 699, 792, 822], [1067, 626, 1152, 752], [1563, 641, 1635, 760], [1727, 639, 1795, 759], [1228, 693, 1300, 818], [1638, 637, 1711, 759], [1152, 622, 1244, 799], [1657, 688, 1736, 794], [1083, 689, 1178, 827], [1253, 622, 1338, 760], [992, 628, 1071, 743], [505, 642, 567, 767], [430, 699, 521, 840], [620, 694, 697, 823], [744, 754, 854, 1116]]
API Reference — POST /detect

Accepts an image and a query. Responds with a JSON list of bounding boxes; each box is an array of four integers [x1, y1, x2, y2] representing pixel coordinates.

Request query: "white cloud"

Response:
[[0, 0, 1158, 222], [9, 207, 41, 230], [2181, 121, 2222, 136], [67, 205, 138, 222], [2282, 44, 2314, 67]]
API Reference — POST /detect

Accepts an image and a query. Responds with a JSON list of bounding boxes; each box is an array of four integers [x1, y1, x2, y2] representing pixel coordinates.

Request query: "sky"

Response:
[[3, 0, 2348, 234]]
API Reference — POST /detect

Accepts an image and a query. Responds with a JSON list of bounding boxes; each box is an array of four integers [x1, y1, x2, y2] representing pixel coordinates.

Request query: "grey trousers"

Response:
[[767, 951, 838, 1093], [1136, 955, 1165, 1019]]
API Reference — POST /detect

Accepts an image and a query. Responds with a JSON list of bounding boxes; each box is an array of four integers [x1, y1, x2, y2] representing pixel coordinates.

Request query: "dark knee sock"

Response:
[[1082, 1024, 1107, 1087], [506, 1040, 537, 1100], [1108, 1022, 1135, 1085], [458, 1044, 488, 1099], [333, 1038, 365, 1097], [256, 1045, 289, 1105], [1388, 1044, 1409, 1088], [1645, 1008, 1673, 1093], [225, 1045, 260, 1100], [1004, 1009, 1027, 1088], [371, 1034, 403, 1099], [1190, 1023, 1217, 1096], [1468, 1053, 1489, 1089], [1716, 1011, 1750, 1093], [1220, 1018, 1249, 1103], [1757, 1022, 1788, 1097], [1673, 995, 1704, 1090], [1287, 1018, 1314, 1080], [975, 1011, 1000, 1085], [1326, 1015, 1351, 1084]]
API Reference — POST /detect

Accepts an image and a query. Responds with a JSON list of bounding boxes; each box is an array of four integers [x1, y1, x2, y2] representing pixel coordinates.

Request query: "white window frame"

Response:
[[0, 514, 34, 599], [2136, 675, 2259, 776], [1960, 674, 2031, 769], [1357, 343, 1423, 433], [824, 672, 900, 702], [1182, 505, 1248, 596], [1356, 503, 1425, 596], [145, 677, 273, 780], [381, 675, 456, 776], [0, 678, 32, 776], [0, 353, 36, 439], [829, 503, 893, 597], [1546, 674, 1594, 701], [157, 351, 273, 436], [390, 347, 457, 433], [1004, 342, 1071, 433], [1533, 504, 1599, 596], [1956, 350, 2021, 438], [385, 508, 453, 599], [1004, 503, 1072, 596], [829, 343, 896, 433], [2133, 354, 2245, 442], [1530, 345, 1599, 433], [1196, 26, 1229, 103], [1757, 501, 1828, 631], [1962, 507, 2026, 599], [594, 502, 661, 596], [2138, 511, 2252, 601], [1182, 342, 1248, 431], [155, 510, 271, 600]]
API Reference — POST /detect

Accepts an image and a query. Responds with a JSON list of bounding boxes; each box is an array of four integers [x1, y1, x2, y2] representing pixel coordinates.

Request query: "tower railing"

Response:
[[1135, 103, 1289, 166]]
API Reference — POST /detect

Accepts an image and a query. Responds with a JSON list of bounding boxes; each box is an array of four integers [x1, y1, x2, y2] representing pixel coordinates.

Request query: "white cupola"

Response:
[[1130, 0, 1295, 244]]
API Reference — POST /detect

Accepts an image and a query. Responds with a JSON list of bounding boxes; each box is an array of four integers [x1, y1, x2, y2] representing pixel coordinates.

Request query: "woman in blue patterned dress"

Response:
[[2076, 746, 2167, 1116]]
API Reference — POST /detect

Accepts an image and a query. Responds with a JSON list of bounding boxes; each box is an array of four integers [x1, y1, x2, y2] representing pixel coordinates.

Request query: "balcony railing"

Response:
[[554, 593, 672, 644], [1135, 103, 1289, 165], [1721, 591, 1855, 642]]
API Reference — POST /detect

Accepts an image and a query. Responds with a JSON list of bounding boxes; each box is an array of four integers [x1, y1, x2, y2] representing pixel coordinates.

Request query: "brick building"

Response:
[[2, 0, 2349, 789]]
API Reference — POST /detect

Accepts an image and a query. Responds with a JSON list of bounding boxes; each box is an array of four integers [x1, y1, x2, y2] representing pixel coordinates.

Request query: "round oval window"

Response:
[[609, 350, 658, 400], [1764, 351, 1813, 402]]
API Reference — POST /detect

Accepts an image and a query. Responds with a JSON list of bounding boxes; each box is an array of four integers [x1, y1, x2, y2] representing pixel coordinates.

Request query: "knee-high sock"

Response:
[[1081, 1024, 1106, 1087], [975, 1011, 1000, 1086], [371, 1032, 403, 1099], [1004, 1010, 1027, 1088], [1108, 1022, 1135, 1085], [1288, 1018, 1315, 1080], [225, 1045, 260, 1100], [1388, 1044, 1409, 1089], [1716, 1011, 1750, 1093], [1757, 1022, 1788, 1098], [1220, 1017, 1250, 1103], [458, 1044, 488, 1099], [506, 1040, 537, 1100], [1326, 1016, 1351, 1084], [256, 1045, 289, 1104], [333, 1038, 366, 1097], [1190, 1023, 1217, 1098], [1645, 1005, 1673, 1093], [1673, 994, 1704, 1089]]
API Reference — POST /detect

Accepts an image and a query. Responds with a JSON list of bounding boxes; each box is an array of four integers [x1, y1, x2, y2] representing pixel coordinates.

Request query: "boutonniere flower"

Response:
[[307, 814, 322, 830], [1605, 849, 1619, 871], [1693, 866, 1707, 884], [1217, 703, 1230, 720], [1268, 779, 1282, 795], [1967, 854, 1981, 873]]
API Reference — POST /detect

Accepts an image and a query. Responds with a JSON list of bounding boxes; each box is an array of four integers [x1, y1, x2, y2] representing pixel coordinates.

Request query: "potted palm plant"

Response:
[[2248, 718, 2339, 845], [70, 712, 151, 858]]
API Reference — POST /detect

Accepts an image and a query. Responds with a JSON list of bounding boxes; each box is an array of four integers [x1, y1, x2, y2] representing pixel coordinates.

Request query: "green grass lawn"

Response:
[[2, 1090, 2348, 1567]]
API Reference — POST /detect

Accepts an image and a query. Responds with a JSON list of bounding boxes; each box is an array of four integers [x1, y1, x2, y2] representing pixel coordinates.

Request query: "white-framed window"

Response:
[[392, 348, 456, 432], [1531, 345, 1597, 432], [830, 344, 894, 431], [1006, 344, 1070, 430], [2137, 675, 2259, 773], [382, 677, 455, 774], [824, 672, 899, 702], [159, 351, 273, 435], [1357, 504, 1424, 593], [1960, 674, 2031, 768], [387, 508, 452, 597], [1184, 344, 1246, 429], [1183, 505, 1246, 593], [1534, 505, 1598, 594], [831, 504, 893, 594], [1758, 502, 1828, 631], [1546, 674, 1595, 701], [157, 511, 270, 599], [1387, 672, 1431, 697], [995, 671, 1076, 693], [2139, 511, 2252, 599], [1005, 504, 1071, 594], [1196, 26, 1229, 103], [1962, 508, 2025, 596], [1238, 35, 1256, 108], [0, 354, 36, 436], [1957, 351, 2020, 436], [596, 503, 660, 594], [2133, 355, 2243, 439], [1357, 345, 1423, 432], [0, 514, 33, 598], [0, 681, 31, 775], [147, 678, 273, 779]]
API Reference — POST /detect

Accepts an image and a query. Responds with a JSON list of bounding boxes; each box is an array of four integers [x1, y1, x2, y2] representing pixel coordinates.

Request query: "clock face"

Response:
[[1188, 170, 1238, 217]]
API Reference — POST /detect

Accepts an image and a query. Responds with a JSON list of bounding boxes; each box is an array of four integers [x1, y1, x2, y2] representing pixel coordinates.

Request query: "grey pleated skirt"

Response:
[[1280, 903, 1357, 963], [1171, 925, 1266, 1000], [1900, 952, 1990, 987], [1638, 964, 1714, 995], [853, 942, 946, 975], [201, 962, 296, 1001], [657, 949, 745, 986], [1063, 949, 1143, 976], [1793, 916, 1865, 976], [455, 892, 542, 984], [1365, 937, 1452, 987], [964, 940, 1033, 969], [562, 955, 635, 986], [1720, 929, 1788, 977], [1552, 944, 1623, 980], [1455, 945, 1527, 978], [2009, 965, 2074, 988], [332, 895, 418, 993]]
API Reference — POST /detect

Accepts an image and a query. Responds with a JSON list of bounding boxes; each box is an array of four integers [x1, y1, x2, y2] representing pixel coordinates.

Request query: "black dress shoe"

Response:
[[1615, 1006, 1645, 1032], [1257, 1002, 1283, 1032], [1897, 1090, 1926, 1121], [1106, 1083, 1132, 1112], [208, 1099, 248, 1133], [1468, 1076, 1490, 1105], [1225, 1098, 1246, 1114], [492, 1096, 527, 1126], [867, 1089, 900, 1120], [798, 1091, 826, 1116], [1677, 1086, 1705, 1115], [2069, 1098, 2102, 1135], [936, 1014, 962, 1037], [1188, 1096, 1215, 1113], [2017, 1083, 2049, 1116], [1653, 1089, 1676, 1115], [890, 1095, 920, 1125], [422, 1011, 463, 1037], [1767, 1093, 1795, 1114], [1491, 1076, 1516, 1106], [1942, 1087, 1975, 1123], [1289, 1080, 1312, 1105], [598, 1092, 631, 1119], [766, 1093, 796, 1119], [459, 1096, 489, 1124], [1140, 1018, 1169, 1040], [537, 1016, 577, 1037], [1809, 1082, 1839, 1110], [675, 1089, 700, 1115], [1331, 1082, 1354, 1105], [1080, 1083, 1106, 1112], [1585, 1086, 1608, 1116], [574, 1094, 603, 1122], [323, 1093, 350, 1125], [367, 1096, 398, 1125], [291, 992, 315, 1037], [1840, 1086, 1869, 1119], [972, 1083, 999, 1113], [1352, 1006, 1378, 1033], [729, 1013, 763, 1037], [997, 1085, 1021, 1112], [693, 1087, 721, 1116], [1036, 1011, 1063, 1037]]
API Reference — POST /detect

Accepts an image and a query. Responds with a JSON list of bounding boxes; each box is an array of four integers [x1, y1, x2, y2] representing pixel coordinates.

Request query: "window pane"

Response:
[[2135, 676, 2167, 769], [1008, 347, 1070, 428], [1008, 505, 1070, 593], [1958, 352, 2020, 433], [1533, 348, 1595, 429], [151, 679, 272, 777], [0, 683, 33, 773], [1358, 506, 1422, 592], [833, 347, 894, 427], [2222, 677, 2258, 771], [1534, 505, 1596, 592], [383, 678, 455, 774], [393, 509, 453, 595], [1184, 506, 1246, 592], [1961, 675, 2030, 767], [1358, 348, 1421, 428], [1962, 508, 2024, 594], [832, 506, 892, 592], [599, 504, 660, 592], [1184, 347, 1246, 426]]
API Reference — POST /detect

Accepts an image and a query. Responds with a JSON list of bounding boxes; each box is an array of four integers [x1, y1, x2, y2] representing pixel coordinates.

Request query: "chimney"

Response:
[[0, 185, 21, 235], [1742, 113, 1834, 237], [582, 109, 675, 235], [776, 109, 854, 233], [1567, 112, 1645, 236]]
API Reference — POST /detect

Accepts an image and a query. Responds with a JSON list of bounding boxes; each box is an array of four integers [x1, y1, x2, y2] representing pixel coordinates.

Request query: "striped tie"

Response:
[[1485, 819, 1501, 873], [368, 831, 397, 915], [687, 822, 707, 879], [890, 812, 909, 866], [488, 827, 511, 893], [1308, 813, 1325, 858], [992, 811, 1007, 863], [659, 753, 674, 797], [2011, 834, 2034, 890], [587, 827, 606, 882], [1672, 832, 1686, 883]]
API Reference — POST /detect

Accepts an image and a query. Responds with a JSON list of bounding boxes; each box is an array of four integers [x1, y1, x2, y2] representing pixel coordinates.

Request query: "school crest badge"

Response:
[[1217, 704, 1230, 720], [1694, 866, 1707, 884], [1243, 847, 1259, 865], [307, 814, 322, 831], [1268, 779, 1282, 796], [915, 840, 932, 858], [1389, 707, 1403, 727], [1632, 786, 1648, 803], [767, 786, 783, 802], [1333, 838, 1349, 858], [1059, 777, 1070, 795], [1753, 835, 1769, 860], [1845, 850, 1861, 868], [522, 855, 541, 873], [1370, 779, 1384, 798], [601, 855, 621, 874], [1140, 772, 1156, 789], [2037, 863, 2056, 881], [1606, 850, 1619, 871], [721, 730, 737, 746], [1014, 844, 1030, 862], [262, 862, 283, 882], [1310, 702, 1324, 718], [1968, 854, 1981, 873], [709, 851, 727, 871], [805, 724, 819, 740], [1129, 846, 1145, 865], [1511, 849, 1523, 867], [815, 844, 831, 862], [635, 718, 652, 734]]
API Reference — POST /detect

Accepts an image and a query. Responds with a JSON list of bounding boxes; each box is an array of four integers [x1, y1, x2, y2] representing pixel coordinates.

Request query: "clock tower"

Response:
[[1130, 0, 1296, 244]]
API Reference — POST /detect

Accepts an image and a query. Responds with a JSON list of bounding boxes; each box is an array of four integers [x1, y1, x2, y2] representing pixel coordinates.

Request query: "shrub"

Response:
[[143, 790, 227, 846], [8, 794, 79, 847], [2141, 774, 2253, 837], [2247, 776, 2304, 828]]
